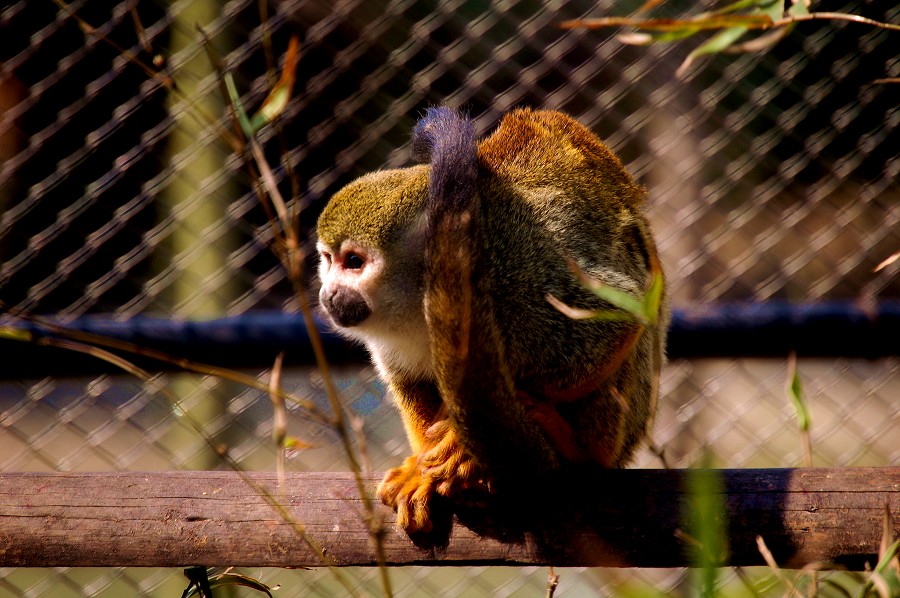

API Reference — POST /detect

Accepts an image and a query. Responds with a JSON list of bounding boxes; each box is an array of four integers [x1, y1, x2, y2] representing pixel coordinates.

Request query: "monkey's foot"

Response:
[[420, 419, 491, 502], [377, 421, 491, 534], [376, 455, 440, 533]]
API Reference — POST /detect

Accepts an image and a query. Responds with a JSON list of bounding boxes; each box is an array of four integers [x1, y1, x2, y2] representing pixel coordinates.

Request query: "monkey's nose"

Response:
[[321, 287, 372, 327]]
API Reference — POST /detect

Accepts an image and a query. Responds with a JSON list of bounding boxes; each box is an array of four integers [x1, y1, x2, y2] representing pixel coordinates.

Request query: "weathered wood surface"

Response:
[[1, 468, 898, 569]]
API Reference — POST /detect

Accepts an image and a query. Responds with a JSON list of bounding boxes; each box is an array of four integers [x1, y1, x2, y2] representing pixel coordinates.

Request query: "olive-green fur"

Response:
[[316, 107, 667, 482], [316, 165, 429, 249]]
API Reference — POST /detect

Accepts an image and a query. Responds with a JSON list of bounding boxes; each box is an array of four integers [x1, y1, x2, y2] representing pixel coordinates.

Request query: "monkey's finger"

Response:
[[376, 472, 401, 507], [431, 456, 481, 496]]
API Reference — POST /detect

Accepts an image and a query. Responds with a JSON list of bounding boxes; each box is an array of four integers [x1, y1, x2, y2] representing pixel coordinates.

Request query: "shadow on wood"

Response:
[[406, 467, 797, 568], [1, 468, 897, 569]]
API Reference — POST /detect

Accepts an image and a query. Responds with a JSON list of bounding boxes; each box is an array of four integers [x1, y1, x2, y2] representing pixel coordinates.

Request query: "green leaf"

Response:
[[788, 0, 810, 17], [643, 270, 665, 326], [685, 464, 728, 596], [588, 284, 647, 323], [708, 0, 777, 17], [874, 540, 900, 574], [820, 579, 854, 598], [247, 36, 299, 134], [787, 358, 811, 433], [688, 24, 751, 59], [621, 27, 705, 45], [559, 13, 773, 33], [224, 72, 256, 138], [757, 0, 785, 21], [856, 542, 900, 598], [676, 23, 750, 77], [257, 86, 291, 124]]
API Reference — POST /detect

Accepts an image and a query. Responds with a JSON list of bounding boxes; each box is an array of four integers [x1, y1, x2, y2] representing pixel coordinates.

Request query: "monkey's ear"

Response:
[[411, 106, 475, 164]]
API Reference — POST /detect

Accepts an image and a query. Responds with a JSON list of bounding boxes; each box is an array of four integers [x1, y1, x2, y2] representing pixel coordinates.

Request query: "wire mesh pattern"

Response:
[[1, 0, 899, 595]]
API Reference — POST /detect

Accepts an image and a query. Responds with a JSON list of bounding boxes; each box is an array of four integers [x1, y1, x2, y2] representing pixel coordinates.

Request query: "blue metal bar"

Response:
[[3, 301, 898, 377]]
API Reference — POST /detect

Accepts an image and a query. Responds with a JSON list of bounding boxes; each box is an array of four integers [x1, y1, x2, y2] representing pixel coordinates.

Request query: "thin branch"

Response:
[[772, 12, 900, 32], [560, 10, 900, 33]]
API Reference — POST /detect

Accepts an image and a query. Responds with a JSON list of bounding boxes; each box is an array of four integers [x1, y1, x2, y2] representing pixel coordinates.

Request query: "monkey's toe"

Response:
[[378, 455, 440, 534], [377, 455, 418, 509]]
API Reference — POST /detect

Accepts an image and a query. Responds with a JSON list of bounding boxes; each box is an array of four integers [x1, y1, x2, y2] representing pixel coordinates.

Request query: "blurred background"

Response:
[[0, 0, 898, 595]]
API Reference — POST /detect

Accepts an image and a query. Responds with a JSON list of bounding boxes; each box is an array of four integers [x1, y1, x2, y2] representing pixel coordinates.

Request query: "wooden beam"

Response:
[[1, 468, 898, 569]]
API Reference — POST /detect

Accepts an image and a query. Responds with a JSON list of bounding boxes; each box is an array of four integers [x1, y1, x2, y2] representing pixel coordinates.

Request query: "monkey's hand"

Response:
[[377, 420, 490, 534]]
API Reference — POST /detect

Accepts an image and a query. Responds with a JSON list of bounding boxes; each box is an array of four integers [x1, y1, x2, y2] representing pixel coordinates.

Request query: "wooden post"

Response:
[[1, 468, 898, 569]]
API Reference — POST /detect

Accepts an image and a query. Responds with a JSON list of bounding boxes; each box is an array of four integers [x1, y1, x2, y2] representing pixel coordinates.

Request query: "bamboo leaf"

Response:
[[786, 354, 811, 433], [708, 0, 777, 17], [618, 28, 704, 45], [256, 36, 300, 126], [789, 0, 810, 17], [685, 464, 728, 594], [722, 25, 794, 53], [545, 294, 637, 322], [757, 0, 785, 21], [677, 24, 750, 77], [643, 270, 665, 326], [224, 72, 255, 138], [873, 539, 900, 577], [585, 284, 647, 321], [820, 579, 854, 598]]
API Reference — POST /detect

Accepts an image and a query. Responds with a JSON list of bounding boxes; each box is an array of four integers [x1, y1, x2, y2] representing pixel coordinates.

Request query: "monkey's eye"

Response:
[[344, 252, 365, 270], [320, 251, 333, 266]]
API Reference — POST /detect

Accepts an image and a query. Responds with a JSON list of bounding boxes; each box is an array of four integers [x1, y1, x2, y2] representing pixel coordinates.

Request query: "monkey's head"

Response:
[[316, 165, 432, 374]]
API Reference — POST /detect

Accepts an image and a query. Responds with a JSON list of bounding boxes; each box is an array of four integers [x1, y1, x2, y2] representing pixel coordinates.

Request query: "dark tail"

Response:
[[414, 107, 560, 480], [412, 106, 478, 221]]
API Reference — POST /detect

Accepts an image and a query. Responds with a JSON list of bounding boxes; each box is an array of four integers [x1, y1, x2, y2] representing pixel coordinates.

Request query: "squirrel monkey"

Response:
[[316, 107, 667, 534]]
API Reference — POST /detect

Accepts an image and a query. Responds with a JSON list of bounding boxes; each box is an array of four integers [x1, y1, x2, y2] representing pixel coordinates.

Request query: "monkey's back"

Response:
[[476, 108, 667, 465]]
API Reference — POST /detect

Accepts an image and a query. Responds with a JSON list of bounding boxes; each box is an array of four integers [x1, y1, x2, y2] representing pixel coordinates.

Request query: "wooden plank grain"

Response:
[[1, 468, 898, 569]]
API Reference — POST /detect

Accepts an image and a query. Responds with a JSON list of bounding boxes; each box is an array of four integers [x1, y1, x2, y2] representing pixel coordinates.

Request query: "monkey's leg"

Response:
[[419, 418, 490, 497], [377, 428, 484, 533], [378, 417, 491, 533], [375, 381, 492, 532]]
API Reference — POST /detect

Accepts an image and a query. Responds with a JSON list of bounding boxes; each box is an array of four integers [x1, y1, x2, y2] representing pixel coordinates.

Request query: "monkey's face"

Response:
[[315, 166, 430, 338], [315, 166, 433, 378], [316, 234, 432, 380], [316, 240, 382, 329]]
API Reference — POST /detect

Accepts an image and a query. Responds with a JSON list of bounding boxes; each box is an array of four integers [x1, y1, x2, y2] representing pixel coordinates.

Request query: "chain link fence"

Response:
[[1, 0, 899, 595]]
